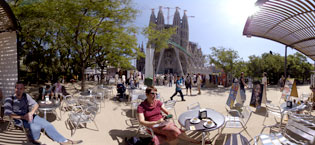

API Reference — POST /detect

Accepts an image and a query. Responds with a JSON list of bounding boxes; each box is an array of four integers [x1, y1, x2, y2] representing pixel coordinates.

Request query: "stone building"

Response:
[[137, 6, 206, 75]]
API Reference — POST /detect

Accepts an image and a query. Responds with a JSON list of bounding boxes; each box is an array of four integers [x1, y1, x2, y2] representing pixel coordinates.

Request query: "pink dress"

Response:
[[137, 100, 182, 145]]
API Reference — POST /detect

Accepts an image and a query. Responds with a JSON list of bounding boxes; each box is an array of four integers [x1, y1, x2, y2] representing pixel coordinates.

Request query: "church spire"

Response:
[[149, 8, 156, 26], [173, 7, 181, 45], [181, 10, 189, 49], [173, 7, 180, 26], [157, 6, 165, 29]]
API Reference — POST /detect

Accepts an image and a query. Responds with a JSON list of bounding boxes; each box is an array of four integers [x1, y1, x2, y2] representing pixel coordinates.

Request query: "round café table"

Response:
[[280, 103, 307, 113], [38, 100, 61, 120], [80, 91, 98, 98], [178, 108, 225, 145]]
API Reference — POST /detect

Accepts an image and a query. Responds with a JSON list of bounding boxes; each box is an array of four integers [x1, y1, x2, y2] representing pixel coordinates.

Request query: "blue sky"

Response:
[[131, 0, 313, 63]]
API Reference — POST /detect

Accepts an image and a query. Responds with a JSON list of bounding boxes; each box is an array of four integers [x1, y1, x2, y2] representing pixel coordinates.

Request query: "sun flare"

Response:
[[225, 0, 259, 25]]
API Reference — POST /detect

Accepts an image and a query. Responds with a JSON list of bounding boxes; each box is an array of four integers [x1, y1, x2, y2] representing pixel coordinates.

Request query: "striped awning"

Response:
[[243, 0, 315, 60], [0, 0, 17, 32]]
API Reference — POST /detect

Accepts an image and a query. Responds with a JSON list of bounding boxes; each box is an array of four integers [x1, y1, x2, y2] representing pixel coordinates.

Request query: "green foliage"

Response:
[[208, 46, 313, 85], [142, 23, 176, 52], [9, 0, 140, 88], [208, 47, 240, 76]]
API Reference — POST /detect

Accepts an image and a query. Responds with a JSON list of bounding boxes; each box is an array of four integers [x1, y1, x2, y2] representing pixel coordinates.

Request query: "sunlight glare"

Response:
[[225, 0, 258, 25]]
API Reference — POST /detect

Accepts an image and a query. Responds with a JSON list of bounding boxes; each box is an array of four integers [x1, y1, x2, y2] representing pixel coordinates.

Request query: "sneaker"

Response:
[[182, 99, 186, 101], [60, 140, 83, 145]]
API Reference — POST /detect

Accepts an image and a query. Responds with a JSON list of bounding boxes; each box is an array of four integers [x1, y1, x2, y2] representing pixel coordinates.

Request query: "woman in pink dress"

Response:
[[137, 86, 201, 145]]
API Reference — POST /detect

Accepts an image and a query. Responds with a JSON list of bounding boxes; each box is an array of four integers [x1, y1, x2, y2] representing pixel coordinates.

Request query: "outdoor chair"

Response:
[[66, 105, 99, 136], [130, 95, 142, 118], [263, 103, 284, 128], [222, 106, 253, 138], [222, 133, 250, 145], [254, 119, 315, 145], [187, 102, 201, 110], [4, 116, 27, 133], [301, 93, 311, 102], [289, 113, 315, 127], [163, 100, 177, 119], [61, 95, 78, 112]]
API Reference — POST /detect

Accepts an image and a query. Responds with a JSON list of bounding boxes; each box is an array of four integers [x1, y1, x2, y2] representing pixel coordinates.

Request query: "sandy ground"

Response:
[[0, 81, 313, 145]]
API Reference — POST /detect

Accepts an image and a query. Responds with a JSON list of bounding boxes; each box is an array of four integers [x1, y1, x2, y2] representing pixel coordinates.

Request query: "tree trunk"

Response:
[[100, 67, 104, 84], [81, 65, 86, 91]]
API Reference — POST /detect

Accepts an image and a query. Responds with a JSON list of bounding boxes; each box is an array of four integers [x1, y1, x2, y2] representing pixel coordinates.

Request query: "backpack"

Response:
[[125, 137, 154, 145], [185, 76, 191, 84]]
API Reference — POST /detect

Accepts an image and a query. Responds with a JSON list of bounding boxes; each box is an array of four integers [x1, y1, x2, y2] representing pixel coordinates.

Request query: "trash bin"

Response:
[[144, 77, 153, 87]]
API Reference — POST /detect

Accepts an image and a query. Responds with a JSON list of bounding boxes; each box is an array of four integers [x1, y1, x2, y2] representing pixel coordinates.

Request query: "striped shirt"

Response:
[[3, 93, 37, 116]]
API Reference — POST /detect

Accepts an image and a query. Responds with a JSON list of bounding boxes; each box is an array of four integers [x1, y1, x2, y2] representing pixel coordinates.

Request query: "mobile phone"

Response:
[[164, 114, 173, 120]]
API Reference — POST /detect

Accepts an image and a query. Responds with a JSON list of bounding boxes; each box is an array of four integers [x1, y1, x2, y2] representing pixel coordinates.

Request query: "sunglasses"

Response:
[[150, 93, 157, 95]]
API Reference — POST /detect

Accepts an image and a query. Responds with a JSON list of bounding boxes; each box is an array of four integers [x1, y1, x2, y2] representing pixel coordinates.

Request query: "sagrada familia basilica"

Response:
[[137, 6, 207, 75]]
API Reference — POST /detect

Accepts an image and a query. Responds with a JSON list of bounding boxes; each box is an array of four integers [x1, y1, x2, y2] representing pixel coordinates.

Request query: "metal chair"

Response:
[[130, 95, 142, 118], [223, 133, 250, 145], [263, 103, 284, 128], [289, 113, 315, 127], [222, 106, 253, 138], [4, 116, 27, 132], [163, 100, 177, 119], [187, 102, 201, 110], [61, 95, 78, 112], [254, 119, 315, 145], [66, 105, 99, 136]]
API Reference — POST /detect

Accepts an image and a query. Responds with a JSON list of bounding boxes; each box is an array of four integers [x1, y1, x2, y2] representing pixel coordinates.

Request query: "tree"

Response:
[[208, 47, 240, 76], [10, 0, 140, 90], [142, 23, 176, 52]]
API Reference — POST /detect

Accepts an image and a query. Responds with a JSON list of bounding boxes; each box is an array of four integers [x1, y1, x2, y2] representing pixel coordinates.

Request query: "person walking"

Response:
[[239, 72, 247, 104], [170, 76, 185, 101], [197, 73, 202, 95], [169, 74, 173, 87], [279, 75, 285, 92], [185, 74, 192, 96]]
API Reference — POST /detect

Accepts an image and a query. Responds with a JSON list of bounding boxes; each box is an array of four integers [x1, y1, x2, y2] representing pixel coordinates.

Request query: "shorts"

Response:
[[185, 84, 192, 89]]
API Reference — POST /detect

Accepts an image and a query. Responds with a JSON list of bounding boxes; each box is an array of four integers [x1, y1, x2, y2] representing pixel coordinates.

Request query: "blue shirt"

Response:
[[176, 80, 181, 91]]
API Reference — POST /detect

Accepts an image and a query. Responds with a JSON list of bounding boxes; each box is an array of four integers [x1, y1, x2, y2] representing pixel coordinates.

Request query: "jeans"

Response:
[[170, 90, 184, 100], [22, 115, 66, 143]]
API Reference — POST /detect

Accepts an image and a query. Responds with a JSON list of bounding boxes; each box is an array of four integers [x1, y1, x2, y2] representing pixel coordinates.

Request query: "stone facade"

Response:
[[137, 6, 205, 75]]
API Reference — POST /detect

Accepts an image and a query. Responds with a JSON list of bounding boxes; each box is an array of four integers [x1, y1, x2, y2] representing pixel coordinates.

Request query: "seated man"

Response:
[[42, 85, 53, 100], [137, 86, 201, 145], [3, 81, 82, 145]]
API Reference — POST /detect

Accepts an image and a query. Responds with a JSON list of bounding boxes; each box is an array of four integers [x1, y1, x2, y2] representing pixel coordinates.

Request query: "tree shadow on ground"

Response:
[[214, 133, 251, 145], [201, 87, 231, 96], [36, 113, 58, 123], [121, 109, 134, 118], [109, 129, 139, 145], [253, 107, 267, 116]]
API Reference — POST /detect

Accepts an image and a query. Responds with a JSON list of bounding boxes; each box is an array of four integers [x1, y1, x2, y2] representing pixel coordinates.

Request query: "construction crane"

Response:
[[164, 6, 177, 24], [184, 10, 195, 19]]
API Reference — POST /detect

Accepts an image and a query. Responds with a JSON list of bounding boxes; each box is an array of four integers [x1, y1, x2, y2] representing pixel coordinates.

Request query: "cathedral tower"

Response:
[[172, 7, 181, 45], [181, 10, 189, 49], [149, 8, 156, 26], [156, 6, 165, 30]]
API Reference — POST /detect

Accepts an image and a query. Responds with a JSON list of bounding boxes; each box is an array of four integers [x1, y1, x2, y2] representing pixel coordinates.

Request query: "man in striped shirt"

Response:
[[4, 82, 82, 145]]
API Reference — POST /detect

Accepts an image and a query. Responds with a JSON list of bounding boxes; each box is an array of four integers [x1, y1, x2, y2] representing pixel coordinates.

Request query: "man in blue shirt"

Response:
[[170, 76, 185, 101], [4, 82, 82, 145]]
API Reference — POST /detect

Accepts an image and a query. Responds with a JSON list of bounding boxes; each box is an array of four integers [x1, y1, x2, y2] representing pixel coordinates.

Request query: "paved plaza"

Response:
[[0, 82, 313, 145]]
